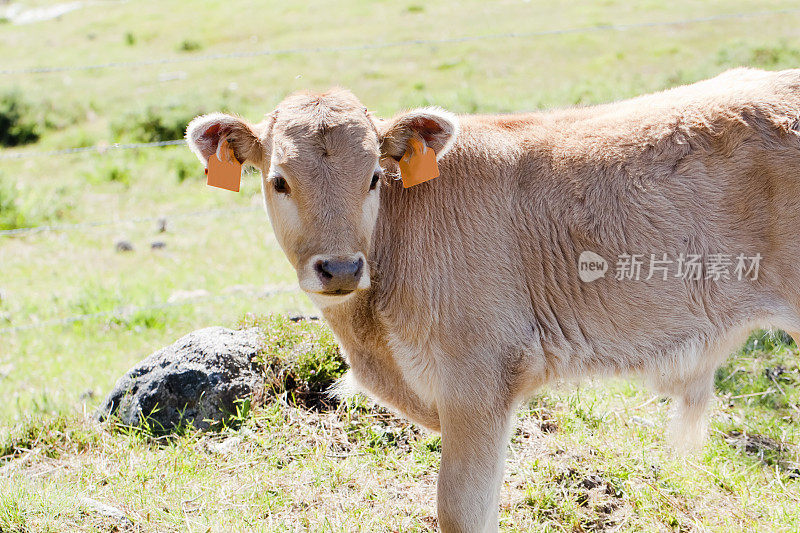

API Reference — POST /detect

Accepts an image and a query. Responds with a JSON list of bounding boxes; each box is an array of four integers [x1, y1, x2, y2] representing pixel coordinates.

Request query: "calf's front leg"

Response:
[[346, 350, 441, 431], [437, 397, 514, 533]]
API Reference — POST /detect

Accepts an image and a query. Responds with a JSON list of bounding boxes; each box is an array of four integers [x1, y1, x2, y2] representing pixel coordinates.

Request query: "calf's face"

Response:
[[186, 89, 457, 308]]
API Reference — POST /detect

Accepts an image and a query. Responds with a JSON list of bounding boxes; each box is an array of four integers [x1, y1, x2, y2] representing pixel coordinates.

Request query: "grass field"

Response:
[[2, 0, 800, 531]]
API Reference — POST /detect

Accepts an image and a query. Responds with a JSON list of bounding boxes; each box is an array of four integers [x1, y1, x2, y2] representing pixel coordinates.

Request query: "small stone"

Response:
[[79, 497, 132, 526], [288, 314, 320, 322], [630, 415, 655, 428], [157, 71, 188, 83], [167, 289, 209, 303], [207, 436, 243, 455], [0, 364, 13, 380], [223, 284, 256, 294], [115, 240, 134, 252], [151, 241, 166, 250]]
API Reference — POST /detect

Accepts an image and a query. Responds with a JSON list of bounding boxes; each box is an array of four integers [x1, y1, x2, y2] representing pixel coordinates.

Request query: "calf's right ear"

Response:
[[379, 107, 459, 161], [185, 113, 268, 167]]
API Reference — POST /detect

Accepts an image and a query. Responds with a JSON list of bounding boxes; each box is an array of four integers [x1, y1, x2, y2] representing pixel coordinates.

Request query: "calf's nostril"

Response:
[[314, 260, 333, 280], [354, 258, 364, 279]]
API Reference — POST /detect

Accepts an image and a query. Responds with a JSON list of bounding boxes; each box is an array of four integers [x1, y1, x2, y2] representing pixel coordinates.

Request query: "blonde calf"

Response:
[[188, 69, 800, 532]]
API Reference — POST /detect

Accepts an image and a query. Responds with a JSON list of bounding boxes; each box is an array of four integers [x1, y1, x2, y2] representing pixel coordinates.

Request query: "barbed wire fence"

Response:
[[0, 139, 185, 160], [2, 7, 799, 333], [0, 205, 261, 237], [0, 287, 299, 335]]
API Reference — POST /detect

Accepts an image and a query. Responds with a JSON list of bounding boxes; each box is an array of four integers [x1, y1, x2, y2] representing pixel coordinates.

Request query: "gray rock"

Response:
[[114, 239, 134, 252], [150, 240, 166, 250], [98, 327, 265, 433]]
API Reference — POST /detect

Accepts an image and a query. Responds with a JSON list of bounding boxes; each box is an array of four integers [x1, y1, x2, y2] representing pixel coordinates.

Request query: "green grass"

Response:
[[2, 0, 800, 531], [2, 318, 799, 531]]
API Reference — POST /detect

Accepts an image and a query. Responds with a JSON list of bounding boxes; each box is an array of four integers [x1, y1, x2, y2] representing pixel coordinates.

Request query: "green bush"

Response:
[[171, 155, 200, 183], [111, 105, 198, 143], [240, 314, 348, 409], [82, 162, 132, 186], [0, 90, 40, 147], [0, 177, 40, 230], [0, 415, 98, 460], [0, 177, 24, 229], [740, 329, 794, 355], [177, 39, 202, 52], [0, 174, 68, 230]]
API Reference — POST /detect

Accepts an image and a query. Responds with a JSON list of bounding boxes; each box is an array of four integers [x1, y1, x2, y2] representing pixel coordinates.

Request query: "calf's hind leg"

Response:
[[668, 372, 714, 452], [665, 329, 752, 451], [787, 331, 800, 351]]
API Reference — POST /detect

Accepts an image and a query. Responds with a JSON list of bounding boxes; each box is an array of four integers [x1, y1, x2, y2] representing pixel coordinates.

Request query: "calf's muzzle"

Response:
[[313, 255, 365, 295]]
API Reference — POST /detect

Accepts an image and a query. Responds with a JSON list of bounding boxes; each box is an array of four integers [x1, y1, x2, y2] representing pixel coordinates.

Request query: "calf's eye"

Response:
[[370, 172, 380, 190], [273, 176, 290, 194]]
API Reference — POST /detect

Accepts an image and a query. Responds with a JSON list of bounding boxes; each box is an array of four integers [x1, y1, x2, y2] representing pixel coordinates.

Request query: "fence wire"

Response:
[[2, 9, 798, 75], [0, 139, 185, 161], [0, 205, 263, 237], [0, 287, 299, 334]]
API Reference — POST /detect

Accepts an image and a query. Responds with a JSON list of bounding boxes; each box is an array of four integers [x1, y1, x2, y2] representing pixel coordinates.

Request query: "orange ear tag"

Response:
[[398, 137, 439, 188], [205, 139, 242, 192]]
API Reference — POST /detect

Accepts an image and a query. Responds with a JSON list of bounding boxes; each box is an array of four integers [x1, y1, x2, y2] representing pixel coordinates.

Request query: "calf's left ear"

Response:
[[185, 112, 268, 167], [379, 107, 459, 161]]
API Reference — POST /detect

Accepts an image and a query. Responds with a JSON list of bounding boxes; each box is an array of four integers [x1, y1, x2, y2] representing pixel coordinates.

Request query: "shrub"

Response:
[[82, 162, 132, 186], [0, 174, 68, 230], [111, 105, 198, 143], [171, 155, 200, 183], [0, 90, 40, 147], [0, 415, 99, 460], [0, 176, 57, 230], [178, 39, 202, 52], [240, 314, 348, 409], [0, 177, 24, 229], [748, 43, 800, 68], [740, 329, 794, 355]]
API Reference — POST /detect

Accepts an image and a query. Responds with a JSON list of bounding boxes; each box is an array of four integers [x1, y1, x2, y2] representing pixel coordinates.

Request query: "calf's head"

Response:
[[186, 89, 458, 308]]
